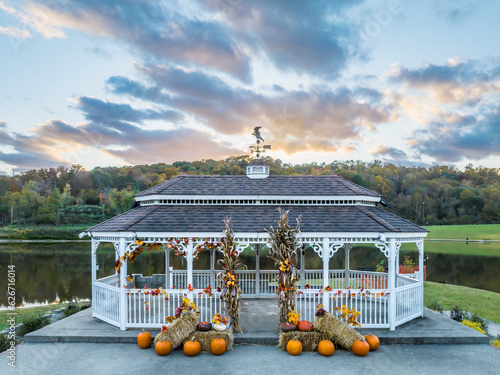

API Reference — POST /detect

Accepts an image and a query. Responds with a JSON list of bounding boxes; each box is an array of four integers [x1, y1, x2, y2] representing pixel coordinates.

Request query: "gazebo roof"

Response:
[[87, 204, 426, 233], [134, 175, 381, 198]]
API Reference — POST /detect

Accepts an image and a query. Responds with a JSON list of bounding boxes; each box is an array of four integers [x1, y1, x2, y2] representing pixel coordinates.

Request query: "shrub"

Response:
[[427, 300, 443, 313], [449, 306, 465, 322], [17, 316, 51, 336], [470, 313, 487, 332], [461, 319, 486, 335], [0, 333, 19, 353], [490, 335, 500, 349], [63, 300, 91, 317]]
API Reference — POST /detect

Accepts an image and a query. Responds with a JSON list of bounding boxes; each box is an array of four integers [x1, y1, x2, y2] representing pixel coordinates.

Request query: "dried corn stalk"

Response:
[[218, 218, 243, 333], [267, 210, 301, 324]]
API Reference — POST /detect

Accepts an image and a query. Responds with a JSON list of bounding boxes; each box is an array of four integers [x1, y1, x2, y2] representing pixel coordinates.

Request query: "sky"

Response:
[[0, 0, 500, 175]]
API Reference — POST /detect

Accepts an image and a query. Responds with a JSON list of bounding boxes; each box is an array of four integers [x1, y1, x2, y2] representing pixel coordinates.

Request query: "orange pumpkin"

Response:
[[155, 340, 172, 356], [183, 337, 202, 356], [286, 337, 303, 356], [318, 340, 335, 356], [352, 340, 370, 357], [210, 338, 226, 355], [365, 334, 380, 351], [297, 320, 313, 332], [137, 331, 152, 349]]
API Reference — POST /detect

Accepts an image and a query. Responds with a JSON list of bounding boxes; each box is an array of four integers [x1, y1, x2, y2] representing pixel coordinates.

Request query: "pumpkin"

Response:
[[210, 338, 226, 355], [155, 340, 172, 356], [197, 321, 212, 332], [137, 331, 152, 349], [352, 340, 370, 357], [183, 337, 202, 356], [286, 337, 303, 356], [297, 320, 313, 332], [213, 323, 227, 331], [280, 323, 298, 332], [318, 340, 335, 356], [365, 334, 380, 351]]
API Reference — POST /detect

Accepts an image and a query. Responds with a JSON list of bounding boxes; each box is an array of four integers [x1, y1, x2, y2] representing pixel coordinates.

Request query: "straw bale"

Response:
[[314, 313, 363, 351], [278, 331, 328, 352], [182, 330, 234, 352], [153, 311, 198, 348]]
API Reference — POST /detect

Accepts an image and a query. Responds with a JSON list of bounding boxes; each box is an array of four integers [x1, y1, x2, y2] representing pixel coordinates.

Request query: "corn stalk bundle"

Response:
[[154, 311, 198, 348], [267, 210, 301, 324], [218, 218, 243, 334], [314, 312, 363, 351]]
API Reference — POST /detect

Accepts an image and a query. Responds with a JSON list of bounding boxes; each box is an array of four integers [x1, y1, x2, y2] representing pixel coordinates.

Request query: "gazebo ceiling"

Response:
[[87, 205, 426, 234]]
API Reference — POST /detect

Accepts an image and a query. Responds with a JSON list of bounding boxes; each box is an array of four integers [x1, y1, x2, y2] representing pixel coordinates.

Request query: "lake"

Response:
[[1, 241, 499, 307]]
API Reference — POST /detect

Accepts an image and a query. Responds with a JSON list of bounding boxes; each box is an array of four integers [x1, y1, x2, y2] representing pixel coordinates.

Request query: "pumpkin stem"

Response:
[[191, 336, 195, 343], [293, 336, 299, 341]]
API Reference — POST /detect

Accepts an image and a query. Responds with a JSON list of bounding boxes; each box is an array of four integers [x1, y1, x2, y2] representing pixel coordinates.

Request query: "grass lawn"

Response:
[[400, 241, 500, 257], [424, 281, 500, 323], [0, 303, 67, 330], [424, 224, 500, 241]]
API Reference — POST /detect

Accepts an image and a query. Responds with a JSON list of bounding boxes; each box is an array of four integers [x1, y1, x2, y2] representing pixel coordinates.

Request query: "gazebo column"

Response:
[[255, 244, 260, 298], [118, 238, 128, 330], [210, 249, 215, 289], [300, 246, 305, 288], [322, 237, 330, 307], [186, 239, 194, 297], [417, 240, 425, 317], [91, 241, 99, 318], [165, 248, 170, 288], [388, 238, 397, 331], [344, 244, 352, 288]]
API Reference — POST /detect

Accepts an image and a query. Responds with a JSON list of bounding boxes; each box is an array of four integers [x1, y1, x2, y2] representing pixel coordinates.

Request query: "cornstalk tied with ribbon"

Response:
[[267, 210, 301, 324], [218, 218, 243, 333]]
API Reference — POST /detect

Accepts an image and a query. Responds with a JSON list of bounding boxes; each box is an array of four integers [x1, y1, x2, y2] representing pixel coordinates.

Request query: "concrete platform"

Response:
[[24, 301, 490, 345]]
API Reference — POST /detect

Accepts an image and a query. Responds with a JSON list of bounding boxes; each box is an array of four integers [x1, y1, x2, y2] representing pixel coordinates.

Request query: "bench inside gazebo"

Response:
[[83, 158, 427, 331]]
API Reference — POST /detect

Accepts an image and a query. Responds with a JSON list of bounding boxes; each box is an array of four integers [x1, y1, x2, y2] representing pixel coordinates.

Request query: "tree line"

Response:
[[0, 156, 499, 227]]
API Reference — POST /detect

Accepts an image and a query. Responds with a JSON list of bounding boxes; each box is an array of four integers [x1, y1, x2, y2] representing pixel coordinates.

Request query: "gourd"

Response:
[[210, 338, 227, 355], [352, 340, 370, 356], [155, 340, 172, 356], [137, 331, 152, 349], [297, 320, 313, 332], [365, 334, 380, 351], [280, 323, 298, 332], [318, 340, 335, 356], [197, 321, 212, 331], [286, 337, 303, 356], [183, 336, 202, 356]]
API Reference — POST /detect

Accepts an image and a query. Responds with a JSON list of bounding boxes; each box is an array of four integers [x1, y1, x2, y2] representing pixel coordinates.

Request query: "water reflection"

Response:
[[1, 241, 499, 307]]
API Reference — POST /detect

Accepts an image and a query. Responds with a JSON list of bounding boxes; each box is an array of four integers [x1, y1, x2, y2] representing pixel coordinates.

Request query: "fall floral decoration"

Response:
[[212, 313, 229, 326], [268, 210, 301, 324], [334, 305, 361, 327], [217, 219, 243, 333], [287, 310, 300, 325]]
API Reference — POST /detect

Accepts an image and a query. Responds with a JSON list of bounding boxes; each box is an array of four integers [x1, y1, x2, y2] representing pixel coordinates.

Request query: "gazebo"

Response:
[[83, 157, 427, 331]]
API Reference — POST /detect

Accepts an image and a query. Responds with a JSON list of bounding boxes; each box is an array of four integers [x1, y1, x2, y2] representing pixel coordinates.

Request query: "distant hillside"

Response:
[[0, 157, 499, 227]]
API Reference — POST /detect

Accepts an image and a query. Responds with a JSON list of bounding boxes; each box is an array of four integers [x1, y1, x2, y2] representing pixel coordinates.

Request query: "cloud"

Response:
[[199, 0, 362, 78], [0, 26, 31, 39], [411, 110, 500, 162], [436, 3, 475, 23], [388, 58, 500, 105], [107, 65, 393, 153], [0, 121, 6, 128], [11, 0, 252, 80], [372, 145, 407, 159]]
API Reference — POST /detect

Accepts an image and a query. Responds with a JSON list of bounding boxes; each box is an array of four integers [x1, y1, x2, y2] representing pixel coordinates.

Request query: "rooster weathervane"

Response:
[[249, 126, 271, 158]]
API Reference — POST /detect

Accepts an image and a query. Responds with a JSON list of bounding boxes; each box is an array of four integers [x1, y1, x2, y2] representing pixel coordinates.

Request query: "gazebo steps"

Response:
[[24, 307, 490, 346]]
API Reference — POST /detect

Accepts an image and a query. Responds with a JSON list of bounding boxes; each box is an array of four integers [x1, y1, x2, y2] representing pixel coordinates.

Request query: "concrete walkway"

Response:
[[24, 300, 490, 345], [2, 342, 499, 375]]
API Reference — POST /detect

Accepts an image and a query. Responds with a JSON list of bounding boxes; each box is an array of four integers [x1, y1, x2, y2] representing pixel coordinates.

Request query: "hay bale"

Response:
[[279, 331, 328, 352], [154, 311, 198, 348], [182, 330, 234, 352], [314, 313, 363, 351]]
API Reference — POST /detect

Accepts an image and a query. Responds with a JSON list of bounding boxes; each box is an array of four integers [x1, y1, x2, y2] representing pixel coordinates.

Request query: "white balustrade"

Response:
[[395, 283, 423, 326], [92, 281, 120, 327]]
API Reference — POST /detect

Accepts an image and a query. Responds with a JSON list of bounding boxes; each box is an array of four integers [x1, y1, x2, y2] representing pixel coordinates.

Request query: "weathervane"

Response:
[[249, 126, 271, 158]]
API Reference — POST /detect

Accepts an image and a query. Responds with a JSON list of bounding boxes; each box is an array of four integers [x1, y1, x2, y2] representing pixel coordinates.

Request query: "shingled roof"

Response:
[[134, 175, 381, 197], [87, 205, 426, 233]]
